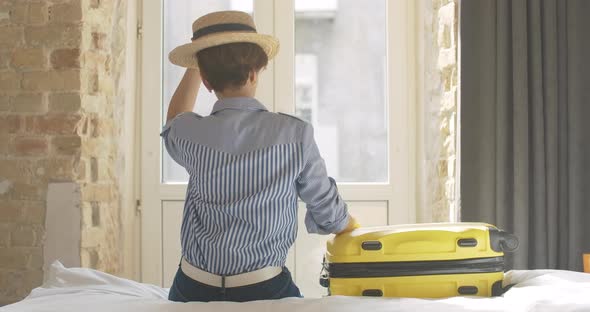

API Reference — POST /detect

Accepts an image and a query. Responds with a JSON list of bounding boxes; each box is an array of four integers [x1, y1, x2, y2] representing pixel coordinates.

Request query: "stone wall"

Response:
[[78, 0, 127, 275], [0, 0, 130, 305], [419, 0, 459, 222]]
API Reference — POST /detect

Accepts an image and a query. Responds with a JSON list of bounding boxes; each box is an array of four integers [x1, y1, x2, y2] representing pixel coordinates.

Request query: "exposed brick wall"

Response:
[[420, 0, 459, 222], [0, 0, 128, 305], [78, 0, 128, 276]]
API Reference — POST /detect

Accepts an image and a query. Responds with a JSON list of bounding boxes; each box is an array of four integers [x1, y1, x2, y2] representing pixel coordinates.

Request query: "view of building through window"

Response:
[[162, 0, 388, 184], [295, 0, 388, 183]]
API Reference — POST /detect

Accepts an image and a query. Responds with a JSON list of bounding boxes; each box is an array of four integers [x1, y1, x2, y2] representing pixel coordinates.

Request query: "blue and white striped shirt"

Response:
[[161, 97, 349, 275]]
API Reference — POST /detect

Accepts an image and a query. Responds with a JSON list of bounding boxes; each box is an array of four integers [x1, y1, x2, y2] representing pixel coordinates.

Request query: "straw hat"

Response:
[[168, 11, 280, 69]]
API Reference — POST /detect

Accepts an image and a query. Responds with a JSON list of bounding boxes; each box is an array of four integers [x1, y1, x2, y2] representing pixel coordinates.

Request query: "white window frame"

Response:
[[140, 0, 418, 286]]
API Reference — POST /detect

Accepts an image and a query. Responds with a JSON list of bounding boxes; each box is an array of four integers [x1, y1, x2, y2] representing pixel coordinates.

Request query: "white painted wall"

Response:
[[44, 183, 81, 274]]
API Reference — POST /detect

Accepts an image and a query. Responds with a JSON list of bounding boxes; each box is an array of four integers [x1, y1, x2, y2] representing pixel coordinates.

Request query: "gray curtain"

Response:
[[461, 0, 590, 271]]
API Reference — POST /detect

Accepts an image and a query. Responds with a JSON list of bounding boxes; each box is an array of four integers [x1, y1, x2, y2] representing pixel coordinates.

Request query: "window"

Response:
[[162, 0, 388, 184], [295, 0, 388, 183]]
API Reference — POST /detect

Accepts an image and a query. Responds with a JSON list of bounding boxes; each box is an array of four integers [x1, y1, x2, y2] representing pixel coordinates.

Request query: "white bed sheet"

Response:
[[2, 261, 590, 312]]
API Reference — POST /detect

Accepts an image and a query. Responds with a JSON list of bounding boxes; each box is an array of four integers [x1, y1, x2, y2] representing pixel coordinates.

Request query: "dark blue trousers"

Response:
[[168, 265, 302, 302]]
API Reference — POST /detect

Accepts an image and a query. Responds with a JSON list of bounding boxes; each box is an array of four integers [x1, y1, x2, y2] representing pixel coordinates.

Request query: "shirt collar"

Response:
[[211, 97, 268, 114]]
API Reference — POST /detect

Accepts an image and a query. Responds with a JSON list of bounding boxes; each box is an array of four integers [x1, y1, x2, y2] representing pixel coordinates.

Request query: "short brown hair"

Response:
[[197, 42, 268, 92]]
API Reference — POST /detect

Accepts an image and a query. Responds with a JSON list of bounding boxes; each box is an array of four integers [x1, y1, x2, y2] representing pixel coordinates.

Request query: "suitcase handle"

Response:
[[361, 241, 383, 251], [362, 289, 383, 297]]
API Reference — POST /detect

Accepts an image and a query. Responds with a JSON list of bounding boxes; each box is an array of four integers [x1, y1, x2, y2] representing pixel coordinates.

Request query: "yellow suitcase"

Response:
[[320, 223, 518, 298]]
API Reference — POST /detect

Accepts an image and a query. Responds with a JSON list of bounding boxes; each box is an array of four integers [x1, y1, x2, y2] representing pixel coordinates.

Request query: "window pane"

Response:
[[295, 0, 388, 183], [162, 0, 253, 183]]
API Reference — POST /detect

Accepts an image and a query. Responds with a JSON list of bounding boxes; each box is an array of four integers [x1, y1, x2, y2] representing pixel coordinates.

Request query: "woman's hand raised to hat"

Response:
[[166, 68, 202, 122]]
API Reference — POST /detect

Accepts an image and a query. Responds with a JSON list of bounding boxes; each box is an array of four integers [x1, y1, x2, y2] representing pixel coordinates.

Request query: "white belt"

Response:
[[180, 258, 282, 288]]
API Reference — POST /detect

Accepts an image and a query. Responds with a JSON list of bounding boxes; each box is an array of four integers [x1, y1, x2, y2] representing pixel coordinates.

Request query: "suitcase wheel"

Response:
[[500, 234, 519, 251], [490, 228, 519, 252], [492, 280, 505, 296], [319, 275, 330, 288]]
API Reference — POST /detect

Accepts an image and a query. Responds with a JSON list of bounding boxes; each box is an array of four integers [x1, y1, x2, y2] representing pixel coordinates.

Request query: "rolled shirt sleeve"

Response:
[[297, 122, 350, 235]]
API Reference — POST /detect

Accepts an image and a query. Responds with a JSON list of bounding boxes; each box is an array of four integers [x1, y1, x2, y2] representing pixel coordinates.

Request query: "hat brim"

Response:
[[168, 32, 280, 69]]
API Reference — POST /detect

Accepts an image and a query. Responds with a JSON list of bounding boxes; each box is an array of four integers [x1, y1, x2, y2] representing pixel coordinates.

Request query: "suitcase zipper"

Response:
[[327, 256, 505, 278]]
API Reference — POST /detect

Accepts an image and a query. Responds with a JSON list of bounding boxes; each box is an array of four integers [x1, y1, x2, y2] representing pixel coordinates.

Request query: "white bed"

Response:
[[2, 262, 590, 312]]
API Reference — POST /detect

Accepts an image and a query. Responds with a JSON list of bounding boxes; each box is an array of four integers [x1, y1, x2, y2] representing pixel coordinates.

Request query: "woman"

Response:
[[163, 11, 359, 302]]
